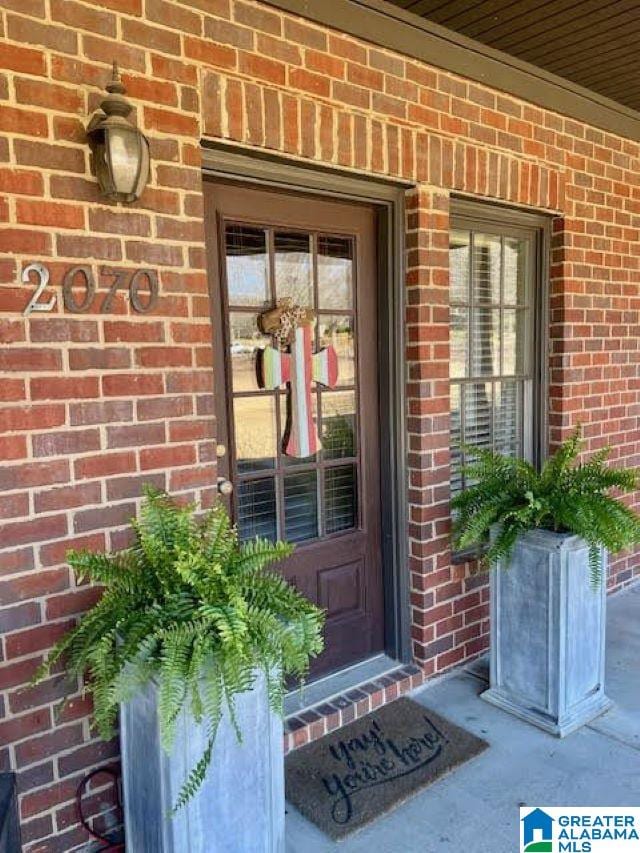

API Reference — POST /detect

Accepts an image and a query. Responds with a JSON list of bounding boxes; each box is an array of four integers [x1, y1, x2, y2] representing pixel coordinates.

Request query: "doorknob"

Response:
[[217, 477, 233, 496]]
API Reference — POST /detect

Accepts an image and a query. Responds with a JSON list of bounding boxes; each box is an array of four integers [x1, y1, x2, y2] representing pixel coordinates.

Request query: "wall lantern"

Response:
[[87, 62, 150, 204]]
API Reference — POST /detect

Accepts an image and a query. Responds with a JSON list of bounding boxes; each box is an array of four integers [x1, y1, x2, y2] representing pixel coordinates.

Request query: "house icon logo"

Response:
[[521, 808, 554, 852]]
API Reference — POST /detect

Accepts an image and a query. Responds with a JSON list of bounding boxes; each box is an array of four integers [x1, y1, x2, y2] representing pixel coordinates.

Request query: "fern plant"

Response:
[[452, 428, 640, 586], [35, 487, 324, 811]]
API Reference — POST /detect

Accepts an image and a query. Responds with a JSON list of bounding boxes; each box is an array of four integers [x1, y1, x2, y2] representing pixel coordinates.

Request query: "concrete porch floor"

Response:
[[286, 583, 640, 852]]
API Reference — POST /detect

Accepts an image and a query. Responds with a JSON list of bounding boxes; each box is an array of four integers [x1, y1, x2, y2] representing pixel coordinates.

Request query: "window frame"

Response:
[[449, 199, 550, 537]]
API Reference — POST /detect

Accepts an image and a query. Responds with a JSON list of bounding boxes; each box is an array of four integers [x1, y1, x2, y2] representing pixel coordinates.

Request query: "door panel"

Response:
[[204, 181, 384, 679]]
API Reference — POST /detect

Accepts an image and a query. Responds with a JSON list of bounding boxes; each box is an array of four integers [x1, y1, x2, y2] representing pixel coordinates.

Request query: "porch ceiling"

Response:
[[386, 0, 640, 112]]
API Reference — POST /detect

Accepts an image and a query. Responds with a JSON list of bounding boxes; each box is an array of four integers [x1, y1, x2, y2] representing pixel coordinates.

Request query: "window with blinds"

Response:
[[449, 206, 545, 497]]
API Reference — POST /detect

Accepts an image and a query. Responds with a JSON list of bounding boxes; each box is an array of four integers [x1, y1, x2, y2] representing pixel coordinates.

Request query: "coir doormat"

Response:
[[285, 697, 488, 840]]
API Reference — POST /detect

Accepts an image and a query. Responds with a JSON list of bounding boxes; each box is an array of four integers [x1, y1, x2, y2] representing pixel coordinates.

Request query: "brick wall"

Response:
[[0, 0, 639, 848]]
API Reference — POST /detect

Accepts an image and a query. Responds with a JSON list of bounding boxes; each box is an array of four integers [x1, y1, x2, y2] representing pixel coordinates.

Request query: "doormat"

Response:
[[285, 697, 488, 840]]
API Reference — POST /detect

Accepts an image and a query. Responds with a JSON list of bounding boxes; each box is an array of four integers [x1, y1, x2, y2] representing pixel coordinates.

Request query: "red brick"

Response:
[[106, 422, 165, 449], [140, 444, 196, 470], [16, 199, 84, 229], [0, 435, 28, 460], [106, 471, 165, 500], [136, 347, 192, 368], [122, 18, 181, 54], [14, 78, 83, 114], [0, 228, 51, 255], [184, 35, 236, 68], [57, 234, 121, 261], [39, 532, 105, 568], [0, 460, 69, 491], [137, 395, 192, 420], [34, 483, 101, 514], [0, 710, 50, 748], [30, 318, 98, 344], [88, 207, 150, 237], [0, 168, 44, 196], [58, 738, 118, 776], [73, 502, 136, 533], [103, 321, 164, 343], [151, 54, 198, 86], [101, 373, 163, 397], [68, 348, 130, 370], [15, 724, 83, 768], [0, 602, 40, 633], [20, 778, 77, 820], [169, 465, 215, 491], [0, 43, 46, 76], [69, 400, 133, 426], [0, 347, 61, 372], [46, 587, 103, 620], [0, 492, 29, 519], [14, 139, 85, 172], [51, 0, 116, 36], [74, 451, 136, 479], [143, 107, 198, 137], [0, 404, 66, 433], [0, 569, 69, 606], [30, 377, 98, 401], [32, 428, 100, 458]]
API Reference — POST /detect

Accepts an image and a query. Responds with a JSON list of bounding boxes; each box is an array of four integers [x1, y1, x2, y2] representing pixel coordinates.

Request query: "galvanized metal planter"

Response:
[[482, 528, 612, 736], [120, 670, 285, 853]]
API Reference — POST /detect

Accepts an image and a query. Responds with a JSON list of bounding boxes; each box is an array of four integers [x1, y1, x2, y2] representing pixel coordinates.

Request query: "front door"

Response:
[[204, 182, 384, 678]]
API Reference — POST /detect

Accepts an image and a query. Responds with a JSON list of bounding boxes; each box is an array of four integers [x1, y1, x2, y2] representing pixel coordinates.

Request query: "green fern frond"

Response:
[[33, 489, 325, 812], [452, 425, 640, 589]]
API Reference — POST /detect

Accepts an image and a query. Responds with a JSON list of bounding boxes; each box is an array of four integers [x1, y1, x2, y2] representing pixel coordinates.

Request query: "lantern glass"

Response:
[[105, 124, 146, 201]]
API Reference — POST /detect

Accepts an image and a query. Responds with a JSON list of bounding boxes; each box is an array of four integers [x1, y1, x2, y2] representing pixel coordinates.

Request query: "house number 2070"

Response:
[[22, 263, 159, 317]]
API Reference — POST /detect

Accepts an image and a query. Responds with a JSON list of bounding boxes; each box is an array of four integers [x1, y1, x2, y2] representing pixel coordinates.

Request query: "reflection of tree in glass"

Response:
[[323, 413, 355, 458], [275, 232, 312, 307]]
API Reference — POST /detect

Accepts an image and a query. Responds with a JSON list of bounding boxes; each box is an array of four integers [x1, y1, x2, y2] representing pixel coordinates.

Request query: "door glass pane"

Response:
[[284, 471, 318, 542], [503, 237, 527, 305], [450, 306, 468, 379], [325, 464, 357, 534], [502, 309, 527, 376], [318, 316, 355, 387], [473, 233, 501, 303], [471, 307, 500, 376], [234, 396, 276, 472], [237, 478, 277, 541], [318, 235, 353, 310], [229, 312, 269, 392], [225, 225, 269, 307], [322, 390, 356, 459], [275, 231, 312, 307], [450, 229, 470, 303]]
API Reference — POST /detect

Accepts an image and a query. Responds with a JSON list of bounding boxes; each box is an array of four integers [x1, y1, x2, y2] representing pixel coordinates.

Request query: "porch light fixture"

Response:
[[87, 62, 150, 204]]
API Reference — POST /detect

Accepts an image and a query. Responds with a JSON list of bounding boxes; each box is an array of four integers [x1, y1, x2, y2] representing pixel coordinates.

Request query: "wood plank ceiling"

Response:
[[387, 0, 640, 112]]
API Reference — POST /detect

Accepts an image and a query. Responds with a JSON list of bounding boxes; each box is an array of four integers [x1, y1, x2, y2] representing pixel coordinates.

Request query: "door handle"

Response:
[[217, 477, 233, 496]]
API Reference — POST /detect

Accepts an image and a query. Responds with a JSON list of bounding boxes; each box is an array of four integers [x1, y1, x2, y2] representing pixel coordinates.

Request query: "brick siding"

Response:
[[0, 0, 639, 848]]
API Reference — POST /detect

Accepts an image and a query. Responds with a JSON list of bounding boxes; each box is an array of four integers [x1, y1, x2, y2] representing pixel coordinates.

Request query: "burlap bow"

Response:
[[258, 298, 315, 347]]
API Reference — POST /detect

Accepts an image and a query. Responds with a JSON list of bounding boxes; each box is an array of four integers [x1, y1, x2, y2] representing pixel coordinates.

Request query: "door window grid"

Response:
[[222, 223, 361, 543], [450, 226, 536, 496]]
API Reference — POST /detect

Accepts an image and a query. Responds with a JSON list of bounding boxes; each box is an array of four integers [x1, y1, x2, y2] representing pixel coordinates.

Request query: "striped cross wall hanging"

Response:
[[257, 299, 338, 458]]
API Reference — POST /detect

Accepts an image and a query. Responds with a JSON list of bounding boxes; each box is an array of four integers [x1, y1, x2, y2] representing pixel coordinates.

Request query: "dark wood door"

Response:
[[204, 181, 384, 679]]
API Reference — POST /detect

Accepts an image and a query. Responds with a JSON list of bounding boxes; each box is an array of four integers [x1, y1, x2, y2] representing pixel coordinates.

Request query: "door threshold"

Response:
[[284, 653, 400, 718]]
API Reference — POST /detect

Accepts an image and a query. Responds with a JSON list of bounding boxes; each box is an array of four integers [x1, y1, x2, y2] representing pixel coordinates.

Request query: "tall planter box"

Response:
[[120, 670, 285, 853], [482, 529, 612, 736]]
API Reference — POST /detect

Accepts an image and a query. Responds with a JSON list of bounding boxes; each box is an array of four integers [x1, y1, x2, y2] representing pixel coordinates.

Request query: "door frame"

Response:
[[201, 141, 413, 665]]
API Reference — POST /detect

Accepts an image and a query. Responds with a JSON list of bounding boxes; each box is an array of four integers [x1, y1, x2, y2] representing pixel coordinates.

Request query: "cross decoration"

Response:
[[257, 298, 338, 458]]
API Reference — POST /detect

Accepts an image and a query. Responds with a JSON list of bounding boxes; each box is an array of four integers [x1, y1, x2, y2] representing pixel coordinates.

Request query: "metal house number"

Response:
[[22, 263, 159, 317]]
